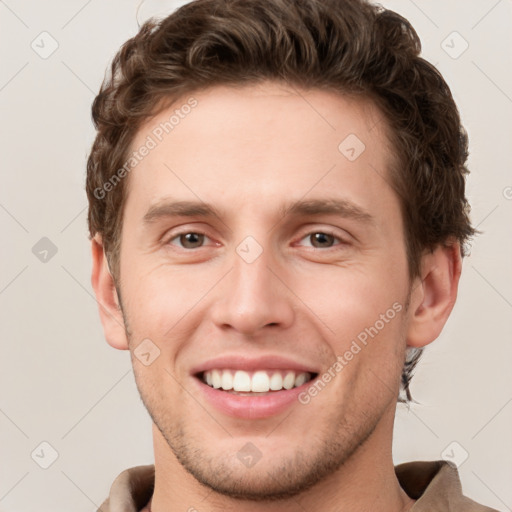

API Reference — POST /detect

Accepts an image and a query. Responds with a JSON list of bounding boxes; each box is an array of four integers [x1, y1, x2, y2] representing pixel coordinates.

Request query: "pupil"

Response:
[[182, 233, 203, 248], [313, 233, 333, 247]]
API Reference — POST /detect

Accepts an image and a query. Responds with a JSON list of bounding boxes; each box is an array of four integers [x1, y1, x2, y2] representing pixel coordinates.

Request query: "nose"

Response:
[[210, 243, 295, 336]]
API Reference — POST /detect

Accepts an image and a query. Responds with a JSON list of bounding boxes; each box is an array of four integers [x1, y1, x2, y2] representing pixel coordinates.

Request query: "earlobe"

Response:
[[90, 234, 129, 350], [406, 242, 462, 348]]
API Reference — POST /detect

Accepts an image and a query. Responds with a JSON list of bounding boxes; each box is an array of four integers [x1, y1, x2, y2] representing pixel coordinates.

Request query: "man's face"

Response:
[[117, 82, 413, 499]]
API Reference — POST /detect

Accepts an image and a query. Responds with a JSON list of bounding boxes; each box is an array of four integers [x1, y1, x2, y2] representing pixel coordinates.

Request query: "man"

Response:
[[87, 0, 496, 510]]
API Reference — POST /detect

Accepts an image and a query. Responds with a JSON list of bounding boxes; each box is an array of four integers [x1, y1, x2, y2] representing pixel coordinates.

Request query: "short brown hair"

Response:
[[86, 0, 476, 400]]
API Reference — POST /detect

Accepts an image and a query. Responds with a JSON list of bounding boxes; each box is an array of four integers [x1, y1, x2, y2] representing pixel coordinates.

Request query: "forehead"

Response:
[[124, 82, 399, 225]]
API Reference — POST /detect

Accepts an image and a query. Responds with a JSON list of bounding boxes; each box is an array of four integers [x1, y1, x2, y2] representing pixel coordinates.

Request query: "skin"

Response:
[[91, 82, 461, 512]]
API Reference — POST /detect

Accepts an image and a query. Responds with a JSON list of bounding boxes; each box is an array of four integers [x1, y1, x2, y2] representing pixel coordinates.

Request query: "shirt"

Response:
[[97, 460, 499, 511]]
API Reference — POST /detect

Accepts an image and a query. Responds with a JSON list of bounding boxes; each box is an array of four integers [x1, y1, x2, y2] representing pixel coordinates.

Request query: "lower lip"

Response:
[[193, 377, 315, 420]]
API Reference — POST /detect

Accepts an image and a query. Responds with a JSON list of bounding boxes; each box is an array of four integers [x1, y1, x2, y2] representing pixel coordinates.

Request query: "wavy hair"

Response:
[[86, 0, 476, 401]]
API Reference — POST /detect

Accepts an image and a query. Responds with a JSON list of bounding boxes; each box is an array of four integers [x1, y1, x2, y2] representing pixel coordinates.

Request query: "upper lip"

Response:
[[191, 355, 320, 376]]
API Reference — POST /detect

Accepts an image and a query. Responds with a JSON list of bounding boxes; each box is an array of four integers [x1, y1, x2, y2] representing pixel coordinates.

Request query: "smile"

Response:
[[201, 369, 316, 393], [191, 355, 320, 419]]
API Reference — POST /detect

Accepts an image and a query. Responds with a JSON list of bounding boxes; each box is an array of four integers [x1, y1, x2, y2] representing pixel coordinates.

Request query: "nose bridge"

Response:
[[233, 239, 274, 302], [211, 235, 295, 335]]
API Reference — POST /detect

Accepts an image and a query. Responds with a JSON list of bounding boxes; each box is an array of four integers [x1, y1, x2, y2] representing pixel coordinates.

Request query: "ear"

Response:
[[406, 241, 462, 348], [91, 234, 129, 350]]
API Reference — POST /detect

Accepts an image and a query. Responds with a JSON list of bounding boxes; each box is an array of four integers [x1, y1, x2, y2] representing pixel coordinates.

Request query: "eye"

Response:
[[168, 232, 210, 249], [297, 231, 344, 249]]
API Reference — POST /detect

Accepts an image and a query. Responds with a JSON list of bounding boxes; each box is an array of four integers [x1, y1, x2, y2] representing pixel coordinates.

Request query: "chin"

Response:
[[152, 412, 376, 503]]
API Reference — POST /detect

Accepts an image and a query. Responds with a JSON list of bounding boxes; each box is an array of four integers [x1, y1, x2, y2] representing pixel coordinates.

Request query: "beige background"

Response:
[[0, 1, 511, 510]]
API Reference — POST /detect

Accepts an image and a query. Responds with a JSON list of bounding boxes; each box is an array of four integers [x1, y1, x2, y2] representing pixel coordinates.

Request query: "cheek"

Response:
[[297, 264, 405, 333], [292, 263, 409, 388], [121, 263, 200, 324]]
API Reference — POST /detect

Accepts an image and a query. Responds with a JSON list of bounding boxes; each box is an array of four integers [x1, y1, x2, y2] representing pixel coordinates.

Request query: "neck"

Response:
[[148, 410, 414, 512]]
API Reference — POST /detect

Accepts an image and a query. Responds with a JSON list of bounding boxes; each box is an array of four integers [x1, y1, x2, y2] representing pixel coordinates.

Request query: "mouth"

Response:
[[197, 369, 318, 395], [191, 355, 320, 419]]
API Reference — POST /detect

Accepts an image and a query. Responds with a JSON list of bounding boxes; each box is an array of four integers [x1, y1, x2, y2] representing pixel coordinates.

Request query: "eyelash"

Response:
[[165, 229, 347, 251]]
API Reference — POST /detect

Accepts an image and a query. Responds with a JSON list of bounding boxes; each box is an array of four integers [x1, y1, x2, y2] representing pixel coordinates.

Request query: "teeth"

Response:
[[202, 369, 313, 392], [233, 370, 251, 392], [283, 372, 295, 390], [252, 371, 270, 392], [269, 372, 283, 390], [221, 371, 233, 390], [211, 369, 222, 389], [294, 372, 307, 387]]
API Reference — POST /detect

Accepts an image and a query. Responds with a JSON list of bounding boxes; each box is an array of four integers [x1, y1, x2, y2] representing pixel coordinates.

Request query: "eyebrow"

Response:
[[279, 198, 374, 224], [142, 198, 374, 225], [143, 200, 223, 224]]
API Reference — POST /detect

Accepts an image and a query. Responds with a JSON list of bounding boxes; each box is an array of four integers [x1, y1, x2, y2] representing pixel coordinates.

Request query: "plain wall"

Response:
[[0, 1, 511, 510]]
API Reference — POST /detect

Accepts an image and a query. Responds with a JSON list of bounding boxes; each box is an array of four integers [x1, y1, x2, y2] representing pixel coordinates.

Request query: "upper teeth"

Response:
[[203, 369, 312, 392]]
